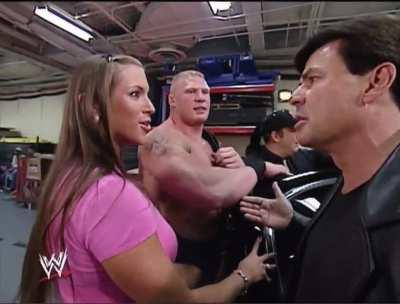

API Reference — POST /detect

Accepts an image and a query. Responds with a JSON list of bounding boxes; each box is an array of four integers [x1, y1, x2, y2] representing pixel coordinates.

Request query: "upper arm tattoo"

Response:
[[143, 132, 169, 156], [143, 130, 192, 157]]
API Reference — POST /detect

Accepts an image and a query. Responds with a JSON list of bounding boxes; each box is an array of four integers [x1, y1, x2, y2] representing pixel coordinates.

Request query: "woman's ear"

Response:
[[362, 62, 397, 105], [91, 103, 101, 124]]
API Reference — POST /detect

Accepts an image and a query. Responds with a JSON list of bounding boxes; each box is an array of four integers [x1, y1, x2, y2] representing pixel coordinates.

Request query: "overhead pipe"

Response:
[[0, 2, 113, 65], [109, 2, 316, 43], [111, 1, 147, 13], [120, 8, 400, 48], [0, 23, 40, 48], [0, 2, 123, 55], [0, 88, 67, 101], [306, 2, 319, 39], [87, 2, 151, 51], [0, 74, 68, 87], [314, 2, 326, 32], [74, 1, 147, 19], [0, 38, 71, 72], [113, 21, 248, 45], [0, 2, 31, 25], [0, 83, 67, 97], [242, 2, 264, 55], [29, 22, 94, 58]]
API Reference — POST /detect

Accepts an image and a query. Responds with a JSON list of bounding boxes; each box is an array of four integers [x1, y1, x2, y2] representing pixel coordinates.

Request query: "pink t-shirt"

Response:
[[49, 174, 177, 302]]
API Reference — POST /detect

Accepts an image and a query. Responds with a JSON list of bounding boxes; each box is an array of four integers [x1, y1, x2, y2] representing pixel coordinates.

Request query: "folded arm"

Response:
[[139, 131, 257, 210]]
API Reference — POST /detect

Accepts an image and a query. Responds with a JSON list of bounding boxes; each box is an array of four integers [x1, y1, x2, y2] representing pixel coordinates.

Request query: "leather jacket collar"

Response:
[[361, 143, 400, 229]]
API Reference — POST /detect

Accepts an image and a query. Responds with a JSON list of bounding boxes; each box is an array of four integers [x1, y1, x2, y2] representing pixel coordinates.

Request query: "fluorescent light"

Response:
[[34, 6, 94, 42], [208, 2, 232, 15]]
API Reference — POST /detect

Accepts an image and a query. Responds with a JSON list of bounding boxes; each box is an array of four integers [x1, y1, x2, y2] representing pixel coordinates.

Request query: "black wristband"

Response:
[[243, 157, 265, 181]]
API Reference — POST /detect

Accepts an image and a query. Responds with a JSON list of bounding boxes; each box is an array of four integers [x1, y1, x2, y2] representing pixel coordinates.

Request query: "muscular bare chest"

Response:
[[183, 137, 214, 166]]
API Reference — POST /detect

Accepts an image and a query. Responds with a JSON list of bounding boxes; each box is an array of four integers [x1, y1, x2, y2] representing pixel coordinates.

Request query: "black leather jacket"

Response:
[[287, 144, 400, 302]]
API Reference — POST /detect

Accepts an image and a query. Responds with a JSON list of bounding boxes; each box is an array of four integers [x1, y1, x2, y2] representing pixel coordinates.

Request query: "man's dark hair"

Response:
[[246, 110, 295, 155], [295, 14, 400, 109]]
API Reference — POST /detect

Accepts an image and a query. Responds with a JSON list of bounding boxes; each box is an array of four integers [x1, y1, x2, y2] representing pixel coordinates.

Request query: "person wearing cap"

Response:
[[246, 110, 299, 164], [235, 110, 299, 301], [245, 110, 336, 198]]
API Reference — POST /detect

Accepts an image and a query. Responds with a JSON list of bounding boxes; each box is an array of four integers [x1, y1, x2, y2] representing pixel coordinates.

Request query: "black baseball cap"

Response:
[[263, 110, 297, 133]]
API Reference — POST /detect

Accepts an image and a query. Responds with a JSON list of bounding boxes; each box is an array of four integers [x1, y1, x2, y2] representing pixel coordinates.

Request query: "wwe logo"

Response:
[[39, 249, 68, 281]]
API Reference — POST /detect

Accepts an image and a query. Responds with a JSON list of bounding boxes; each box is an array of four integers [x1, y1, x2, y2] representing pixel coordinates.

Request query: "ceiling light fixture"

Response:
[[34, 5, 94, 42], [278, 89, 293, 103], [208, 2, 232, 15]]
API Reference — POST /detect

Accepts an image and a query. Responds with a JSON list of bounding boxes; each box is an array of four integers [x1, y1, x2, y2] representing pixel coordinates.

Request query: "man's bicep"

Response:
[[141, 131, 170, 158], [140, 132, 191, 178]]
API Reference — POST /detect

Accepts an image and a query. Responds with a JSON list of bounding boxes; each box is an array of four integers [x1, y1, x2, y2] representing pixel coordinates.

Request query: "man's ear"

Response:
[[362, 62, 397, 105], [169, 93, 176, 109], [270, 130, 281, 143]]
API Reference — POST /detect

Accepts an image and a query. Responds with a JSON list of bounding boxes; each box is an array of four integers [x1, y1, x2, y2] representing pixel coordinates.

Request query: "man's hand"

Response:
[[211, 147, 245, 168], [264, 162, 291, 178], [239, 182, 293, 229]]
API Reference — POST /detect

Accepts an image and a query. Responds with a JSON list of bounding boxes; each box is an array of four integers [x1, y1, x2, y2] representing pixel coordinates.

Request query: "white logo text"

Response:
[[39, 249, 68, 280]]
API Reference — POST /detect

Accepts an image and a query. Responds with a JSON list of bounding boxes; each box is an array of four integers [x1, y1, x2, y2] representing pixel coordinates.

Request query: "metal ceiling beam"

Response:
[[242, 2, 265, 56], [113, 5, 400, 49], [113, 22, 248, 45], [193, 8, 400, 45], [28, 22, 94, 59], [0, 86, 68, 101], [0, 2, 110, 65], [74, 2, 147, 19], [46, 2, 125, 55], [111, 6, 369, 46], [0, 1, 123, 55], [306, 2, 325, 38], [0, 22, 40, 48], [314, 2, 326, 33], [0, 2, 30, 26], [0, 40, 71, 72], [0, 73, 67, 87], [306, 2, 318, 38], [87, 2, 151, 51], [109, 2, 315, 44]]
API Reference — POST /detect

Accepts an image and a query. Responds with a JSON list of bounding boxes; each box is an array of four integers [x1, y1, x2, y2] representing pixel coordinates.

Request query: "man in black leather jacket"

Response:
[[243, 110, 339, 301], [240, 15, 400, 302]]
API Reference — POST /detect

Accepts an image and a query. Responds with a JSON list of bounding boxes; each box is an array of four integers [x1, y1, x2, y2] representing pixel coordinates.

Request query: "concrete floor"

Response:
[[0, 192, 36, 302]]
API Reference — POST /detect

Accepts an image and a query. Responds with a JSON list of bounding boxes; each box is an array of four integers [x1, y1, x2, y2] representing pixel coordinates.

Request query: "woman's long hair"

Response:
[[18, 54, 143, 302]]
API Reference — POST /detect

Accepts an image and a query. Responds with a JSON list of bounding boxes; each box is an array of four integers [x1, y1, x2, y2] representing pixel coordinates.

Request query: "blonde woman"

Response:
[[18, 55, 273, 303]]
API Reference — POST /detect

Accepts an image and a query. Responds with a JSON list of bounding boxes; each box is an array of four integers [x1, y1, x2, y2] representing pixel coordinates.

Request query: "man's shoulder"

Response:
[[141, 127, 170, 157], [148, 122, 168, 136], [143, 123, 172, 146], [141, 122, 190, 158], [362, 144, 400, 228], [149, 121, 183, 141]]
